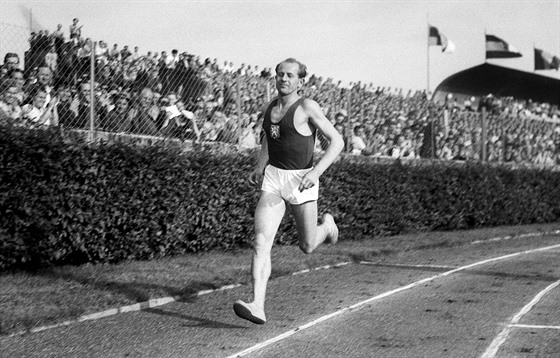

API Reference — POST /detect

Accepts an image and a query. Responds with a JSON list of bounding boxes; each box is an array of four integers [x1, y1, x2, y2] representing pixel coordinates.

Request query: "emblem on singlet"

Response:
[[270, 124, 280, 139]]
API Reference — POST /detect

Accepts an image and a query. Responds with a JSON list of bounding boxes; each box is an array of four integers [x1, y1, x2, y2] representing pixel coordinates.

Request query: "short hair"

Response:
[[4, 52, 19, 64], [275, 58, 307, 79], [0, 79, 18, 94], [28, 84, 48, 98]]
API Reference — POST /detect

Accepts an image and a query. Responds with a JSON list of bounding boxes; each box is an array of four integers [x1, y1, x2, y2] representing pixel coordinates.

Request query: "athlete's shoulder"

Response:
[[300, 97, 322, 113]]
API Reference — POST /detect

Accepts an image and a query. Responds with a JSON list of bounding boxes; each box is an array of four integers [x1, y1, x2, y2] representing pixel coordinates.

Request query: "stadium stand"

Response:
[[1, 20, 560, 166]]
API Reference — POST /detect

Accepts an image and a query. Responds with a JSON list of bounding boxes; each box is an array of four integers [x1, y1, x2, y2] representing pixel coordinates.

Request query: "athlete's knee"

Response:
[[253, 233, 273, 254]]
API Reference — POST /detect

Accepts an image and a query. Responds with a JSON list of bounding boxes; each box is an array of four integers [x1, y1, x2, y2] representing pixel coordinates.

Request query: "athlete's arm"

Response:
[[298, 99, 344, 191], [249, 103, 272, 186]]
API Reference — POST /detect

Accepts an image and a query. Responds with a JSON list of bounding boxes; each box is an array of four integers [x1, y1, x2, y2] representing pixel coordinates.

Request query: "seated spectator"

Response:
[[439, 138, 454, 160], [21, 85, 58, 127], [55, 84, 77, 128], [0, 79, 23, 125], [74, 81, 108, 129], [6, 69, 26, 104], [238, 113, 259, 149], [350, 125, 368, 155], [99, 93, 132, 132], [127, 87, 159, 135], [176, 100, 201, 141]]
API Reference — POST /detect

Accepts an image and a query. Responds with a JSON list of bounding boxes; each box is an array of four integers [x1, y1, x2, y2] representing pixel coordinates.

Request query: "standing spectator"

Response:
[[131, 46, 141, 61], [120, 45, 132, 63], [69, 18, 83, 44], [109, 43, 120, 60], [52, 24, 64, 52], [2, 53, 20, 74], [95, 41, 110, 67], [45, 45, 58, 74]]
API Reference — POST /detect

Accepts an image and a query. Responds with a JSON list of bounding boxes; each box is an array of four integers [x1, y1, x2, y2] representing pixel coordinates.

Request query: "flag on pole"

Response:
[[428, 25, 455, 53], [485, 34, 522, 58], [534, 48, 560, 70]]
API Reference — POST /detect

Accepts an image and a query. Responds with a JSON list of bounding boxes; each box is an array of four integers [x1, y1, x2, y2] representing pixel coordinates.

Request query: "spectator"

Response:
[[21, 85, 58, 127], [6, 69, 26, 104], [99, 93, 131, 132], [109, 43, 120, 60], [120, 45, 132, 63], [55, 84, 77, 128], [45, 45, 58, 74], [74, 81, 108, 129], [128, 87, 159, 135], [238, 113, 258, 149], [176, 100, 201, 141], [52, 24, 65, 51], [350, 125, 368, 155], [0, 79, 23, 125], [2, 53, 20, 74], [69, 18, 83, 44]]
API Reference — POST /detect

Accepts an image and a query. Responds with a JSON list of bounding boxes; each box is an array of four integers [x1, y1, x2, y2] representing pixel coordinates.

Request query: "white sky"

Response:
[[1, 0, 559, 91]]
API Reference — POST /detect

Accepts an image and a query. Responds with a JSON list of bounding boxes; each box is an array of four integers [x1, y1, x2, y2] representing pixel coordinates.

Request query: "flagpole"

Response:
[[427, 14, 430, 96], [484, 28, 487, 63], [533, 42, 536, 72]]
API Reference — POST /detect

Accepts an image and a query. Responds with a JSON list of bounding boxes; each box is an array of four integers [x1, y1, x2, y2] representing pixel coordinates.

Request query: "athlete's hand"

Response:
[[299, 170, 319, 192], [248, 169, 264, 187]]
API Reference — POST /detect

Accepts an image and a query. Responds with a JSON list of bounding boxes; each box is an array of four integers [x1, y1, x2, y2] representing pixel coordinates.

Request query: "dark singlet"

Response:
[[262, 97, 316, 170]]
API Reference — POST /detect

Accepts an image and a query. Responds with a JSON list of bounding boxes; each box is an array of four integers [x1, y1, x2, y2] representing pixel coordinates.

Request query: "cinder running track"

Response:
[[2, 233, 560, 358]]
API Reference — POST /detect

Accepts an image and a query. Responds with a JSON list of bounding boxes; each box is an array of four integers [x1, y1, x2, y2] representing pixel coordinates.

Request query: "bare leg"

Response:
[[251, 191, 286, 310], [291, 201, 336, 254]]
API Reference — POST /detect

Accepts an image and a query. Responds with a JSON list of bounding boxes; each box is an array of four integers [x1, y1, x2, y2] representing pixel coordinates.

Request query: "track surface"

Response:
[[2, 233, 560, 358]]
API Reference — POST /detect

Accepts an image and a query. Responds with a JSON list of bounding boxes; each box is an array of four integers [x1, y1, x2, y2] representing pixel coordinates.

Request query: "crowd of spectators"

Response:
[[1, 18, 560, 166]]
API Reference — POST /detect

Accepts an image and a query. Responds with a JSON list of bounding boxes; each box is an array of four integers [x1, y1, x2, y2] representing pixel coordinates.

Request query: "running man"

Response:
[[233, 58, 345, 324]]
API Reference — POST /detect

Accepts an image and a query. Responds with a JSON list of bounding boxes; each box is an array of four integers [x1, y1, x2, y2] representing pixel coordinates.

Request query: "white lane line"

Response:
[[509, 324, 560, 330], [360, 262, 457, 270], [471, 230, 560, 245], [291, 262, 350, 276], [480, 279, 560, 358], [227, 243, 560, 358], [7, 284, 241, 337]]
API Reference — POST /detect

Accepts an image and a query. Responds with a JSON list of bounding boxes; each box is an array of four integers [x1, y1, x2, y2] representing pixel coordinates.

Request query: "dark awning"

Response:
[[433, 63, 560, 106]]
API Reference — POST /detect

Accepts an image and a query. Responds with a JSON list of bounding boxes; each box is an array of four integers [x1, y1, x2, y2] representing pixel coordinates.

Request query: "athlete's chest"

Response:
[[270, 105, 304, 125]]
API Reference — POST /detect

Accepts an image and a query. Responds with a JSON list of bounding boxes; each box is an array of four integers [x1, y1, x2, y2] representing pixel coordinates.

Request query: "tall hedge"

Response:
[[1, 125, 560, 270]]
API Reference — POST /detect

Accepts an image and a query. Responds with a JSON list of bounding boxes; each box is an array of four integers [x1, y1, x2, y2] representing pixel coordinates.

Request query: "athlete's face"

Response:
[[275, 62, 303, 96]]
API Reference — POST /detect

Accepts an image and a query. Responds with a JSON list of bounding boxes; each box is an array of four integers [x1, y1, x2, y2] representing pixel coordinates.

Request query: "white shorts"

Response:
[[261, 165, 319, 205]]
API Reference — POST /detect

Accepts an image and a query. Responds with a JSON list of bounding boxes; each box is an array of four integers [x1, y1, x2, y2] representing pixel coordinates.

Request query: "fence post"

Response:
[[266, 80, 271, 103], [481, 109, 487, 162], [236, 75, 243, 144], [88, 41, 96, 142], [345, 90, 352, 153]]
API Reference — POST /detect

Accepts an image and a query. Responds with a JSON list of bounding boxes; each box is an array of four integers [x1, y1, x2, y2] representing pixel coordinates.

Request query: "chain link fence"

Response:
[[2, 21, 560, 165]]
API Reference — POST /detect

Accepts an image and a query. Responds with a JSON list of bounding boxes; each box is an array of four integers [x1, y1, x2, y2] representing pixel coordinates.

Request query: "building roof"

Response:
[[433, 63, 560, 106]]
